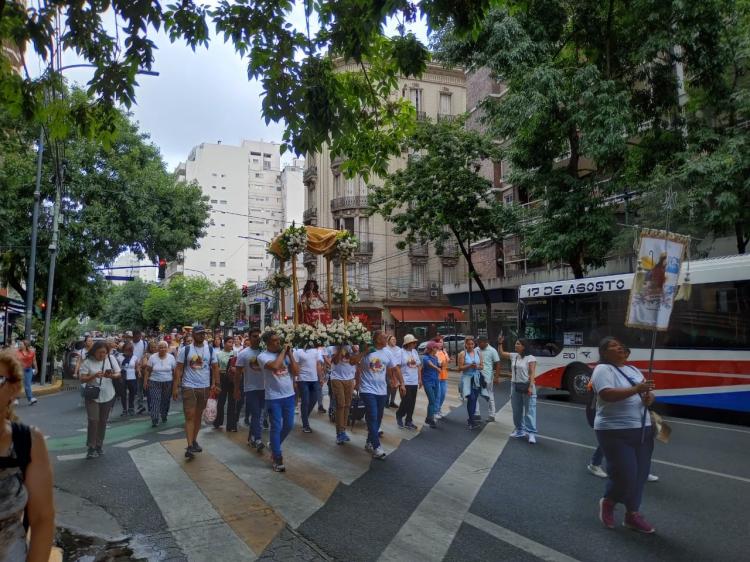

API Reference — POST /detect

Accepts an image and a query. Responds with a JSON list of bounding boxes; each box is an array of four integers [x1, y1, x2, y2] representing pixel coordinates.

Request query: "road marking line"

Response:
[[76, 428, 87, 432], [56, 453, 87, 461], [130, 443, 255, 561], [464, 512, 580, 562], [162, 439, 284, 556], [539, 435, 750, 484], [114, 438, 148, 448], [198, 430, 323, 529], [378, 403, 513, 562], [158, 427, 184, 435]]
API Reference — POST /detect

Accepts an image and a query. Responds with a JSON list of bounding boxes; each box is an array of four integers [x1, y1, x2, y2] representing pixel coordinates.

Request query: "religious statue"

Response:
[[299, 280, 331, 325]]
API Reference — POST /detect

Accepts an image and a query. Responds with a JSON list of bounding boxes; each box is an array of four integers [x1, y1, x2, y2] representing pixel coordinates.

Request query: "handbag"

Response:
[[612, 365, 671, 444], [202, 389, 218, 424], [83, 358, 107, 400]]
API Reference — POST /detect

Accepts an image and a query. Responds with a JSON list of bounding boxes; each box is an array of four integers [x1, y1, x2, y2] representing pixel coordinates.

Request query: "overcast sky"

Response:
[[54, 6, 427, 171]]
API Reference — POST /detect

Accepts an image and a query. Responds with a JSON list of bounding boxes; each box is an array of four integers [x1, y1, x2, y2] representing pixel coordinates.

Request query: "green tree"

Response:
[[368, 119, 516, 326], [101, 278, 151, 331], [0, 89, 210, 316], [435, 1, 737, 277], [0, 1, 491, 176]]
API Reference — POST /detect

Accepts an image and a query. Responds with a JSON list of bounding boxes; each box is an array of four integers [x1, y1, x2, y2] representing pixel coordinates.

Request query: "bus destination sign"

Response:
[[520, 274, 632, 298]]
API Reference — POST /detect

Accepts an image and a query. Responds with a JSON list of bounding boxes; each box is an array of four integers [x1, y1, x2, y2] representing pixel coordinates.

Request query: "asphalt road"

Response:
[[20, 380, 750, 561]]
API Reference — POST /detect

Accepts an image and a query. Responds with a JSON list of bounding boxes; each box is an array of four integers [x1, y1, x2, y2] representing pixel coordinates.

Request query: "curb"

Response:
[[31, 378, 63, 397]]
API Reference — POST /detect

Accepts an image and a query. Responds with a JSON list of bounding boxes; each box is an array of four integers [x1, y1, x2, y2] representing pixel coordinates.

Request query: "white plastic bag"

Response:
[[203, 395, 218, 423]]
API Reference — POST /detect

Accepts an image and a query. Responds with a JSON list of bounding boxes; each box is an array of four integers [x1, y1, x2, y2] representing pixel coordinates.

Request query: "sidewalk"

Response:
[[31, 377, 64, 397]]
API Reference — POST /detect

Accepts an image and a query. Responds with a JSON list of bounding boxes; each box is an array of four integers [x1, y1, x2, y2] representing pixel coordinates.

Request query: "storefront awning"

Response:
[[388, 307, 465, 323]]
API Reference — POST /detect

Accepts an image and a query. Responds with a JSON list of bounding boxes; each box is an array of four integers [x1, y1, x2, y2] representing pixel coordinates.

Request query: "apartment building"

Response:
[[303, 63, 467, 339], [169, 140, 283, 286]]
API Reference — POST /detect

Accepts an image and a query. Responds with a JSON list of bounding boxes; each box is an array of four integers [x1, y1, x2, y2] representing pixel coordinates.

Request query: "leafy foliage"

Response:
[[368, 118, 517, 312], [0, 0, 492, 176], [0, 88, 210, 316]]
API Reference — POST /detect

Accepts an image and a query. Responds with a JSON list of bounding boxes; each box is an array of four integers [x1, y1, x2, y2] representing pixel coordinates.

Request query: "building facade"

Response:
[[169, 140, 283, 286], [303, 63, 467, 339]]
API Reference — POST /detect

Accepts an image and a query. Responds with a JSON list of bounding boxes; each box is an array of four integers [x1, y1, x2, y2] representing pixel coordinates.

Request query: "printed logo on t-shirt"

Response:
[[273, 365, 289, 377], [189, 353, 204, 371], [369, 356, 385, 372], [248, 355, 261, 371], [406, 357, 417, 368]]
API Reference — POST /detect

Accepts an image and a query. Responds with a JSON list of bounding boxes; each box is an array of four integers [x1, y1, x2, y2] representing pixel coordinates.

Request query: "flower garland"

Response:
[[334, 230, 359, 261], [266, 272, 292, 290], [263, 322, 330, 349], [279, 223, 308, 258], [332, 286, 360, 304]]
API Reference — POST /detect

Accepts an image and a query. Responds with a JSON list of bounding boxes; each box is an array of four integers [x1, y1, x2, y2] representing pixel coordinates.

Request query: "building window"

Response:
[[347, 263, 356, 286], [210, 199, 217, 204], [411, 263, 426, 288], [212, 186, 216, 189], [221, 186, 226, 190], [219, 262, 226, 267], [358, 216, 369, 242], [359, 263, 370, 289], [253, 158, 259, 164], [504, 194, 514, 205], [409, 88, 422, 112], [439, 92, 452, 115], [345, 177, 356, 197], [442, 264, 456, 285], [255, 173, 262, 178], [219, 200, 227, 204], [263, 161, 271, 170], [210, 261, 216, 267], [333, 174, 341, 197], [263, 153, 272, 158]]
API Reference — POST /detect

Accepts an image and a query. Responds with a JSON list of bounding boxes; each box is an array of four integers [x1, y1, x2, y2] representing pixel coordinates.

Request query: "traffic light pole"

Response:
[[24, 128, 44, 339]]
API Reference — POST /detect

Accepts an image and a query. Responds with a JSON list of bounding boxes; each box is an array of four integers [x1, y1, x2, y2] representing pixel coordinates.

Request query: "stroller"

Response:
[[328, 386, 367, 428]]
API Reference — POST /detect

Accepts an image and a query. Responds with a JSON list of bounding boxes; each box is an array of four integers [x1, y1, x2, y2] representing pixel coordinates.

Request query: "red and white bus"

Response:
[[517, 254, 750, 412]]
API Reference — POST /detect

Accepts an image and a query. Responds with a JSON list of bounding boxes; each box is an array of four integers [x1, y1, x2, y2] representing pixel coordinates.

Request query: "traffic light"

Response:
[[241, 283, 248, 298], [158, 258, 166, 280]]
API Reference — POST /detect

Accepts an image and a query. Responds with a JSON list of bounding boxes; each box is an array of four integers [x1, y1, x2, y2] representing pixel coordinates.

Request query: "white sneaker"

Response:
[[528, 434, 536, 444], [510, 429, 526, 438], [435, 412, 443, 420], [364, 442, 374, 453], [29, 398, 38, 405], [372, 447, 387, 460], [587, 464, 608, 478], [647, 474, 659, 482]]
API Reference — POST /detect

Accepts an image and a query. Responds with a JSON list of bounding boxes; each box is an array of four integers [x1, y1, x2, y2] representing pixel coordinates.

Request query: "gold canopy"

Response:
[[268, 225, 342, 258]]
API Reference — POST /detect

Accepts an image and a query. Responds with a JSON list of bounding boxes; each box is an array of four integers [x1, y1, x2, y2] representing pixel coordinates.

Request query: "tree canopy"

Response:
[[0, 88, 211, 316], [0, 0, 492, 177]]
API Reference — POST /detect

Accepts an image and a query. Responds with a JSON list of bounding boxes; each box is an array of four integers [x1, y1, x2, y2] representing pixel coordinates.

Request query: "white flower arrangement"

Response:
[[334, 231, 359, 261], [325, 317, 371, 346], [281, 223, 308, 256], [346, 316, 372, 346], [266, 272, 292, 290], [326, 318, 349, 346], [264, 321, 330, 349], [332, 286, 360, 304]]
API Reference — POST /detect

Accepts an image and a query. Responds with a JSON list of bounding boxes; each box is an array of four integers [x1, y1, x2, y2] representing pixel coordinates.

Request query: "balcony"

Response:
[[439, 243, 459, 258], [356, 241, 374, 255], [408, 243, 428, 257], [330, 195, 369, 212], [416, 111, 428, 121], [303, 207, 317, 225], [303, 165, 317, 184], [437, 113, 456, 122]]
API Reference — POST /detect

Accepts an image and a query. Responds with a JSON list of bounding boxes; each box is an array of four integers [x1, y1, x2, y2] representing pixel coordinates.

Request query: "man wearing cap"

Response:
[[396, 334, 420, 430], [131, 330, 148, 414], [173, 324, 220, 459], [477, 335, 500, 422]]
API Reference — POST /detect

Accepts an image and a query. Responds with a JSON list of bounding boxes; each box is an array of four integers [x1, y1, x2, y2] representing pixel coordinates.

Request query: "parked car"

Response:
[[418, 334, 466, 355]]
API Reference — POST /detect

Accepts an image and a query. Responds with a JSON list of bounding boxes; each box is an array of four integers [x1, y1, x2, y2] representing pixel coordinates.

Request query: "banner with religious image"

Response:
[[626, 228, 689, 331]]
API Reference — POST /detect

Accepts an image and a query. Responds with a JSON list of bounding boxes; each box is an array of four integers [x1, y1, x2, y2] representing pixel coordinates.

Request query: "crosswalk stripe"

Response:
[[162, 439, 285, 556], [158, 427, 184, 435], [57, 453, 87, 461], [378, 402, 513, 562], [130, 442, 254, 561], [197, 429, 323, 529], [220, 429, 341, 502], [114, 438, 148, 448]]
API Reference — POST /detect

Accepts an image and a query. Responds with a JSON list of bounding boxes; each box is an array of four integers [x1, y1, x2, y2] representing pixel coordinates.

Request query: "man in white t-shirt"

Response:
[[356, 331, 396, 459], [293, 347, 324, 433], [235, 329, 266, 450], [131, 330, 148, 414], [173, 324, 220, 459], [258, 330, 300, 472], [477, 336, 500, 422]]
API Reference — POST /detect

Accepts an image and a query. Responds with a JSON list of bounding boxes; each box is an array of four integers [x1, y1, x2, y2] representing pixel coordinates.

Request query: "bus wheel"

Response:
[[566, 365, 592, 404]]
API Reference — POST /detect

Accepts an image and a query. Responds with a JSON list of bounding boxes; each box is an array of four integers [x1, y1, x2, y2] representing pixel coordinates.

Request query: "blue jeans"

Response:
[[23, 368, 35, 401], [596, 427, 654, 512], [591, 446, 604, 466], [361, 392, 386, 449], [510, 387, 537, 434], [245, 390, 266, 442], [465, 386, 479, 424], [437, 380, 447, 412], [423, 379, 439, 420], [299, 381, 319, 429], [266, 394, 295, 458]]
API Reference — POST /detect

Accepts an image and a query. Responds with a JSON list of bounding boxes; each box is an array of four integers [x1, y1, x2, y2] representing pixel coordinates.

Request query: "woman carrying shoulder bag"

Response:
[[0, 350, 55, 562], [79, 341, 121, 459], [457, 337, 485, 431], [591, 336, 657, 534]]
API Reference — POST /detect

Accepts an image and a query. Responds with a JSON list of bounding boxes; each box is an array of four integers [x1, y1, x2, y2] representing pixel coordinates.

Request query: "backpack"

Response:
[[0, 423, 33, 531]]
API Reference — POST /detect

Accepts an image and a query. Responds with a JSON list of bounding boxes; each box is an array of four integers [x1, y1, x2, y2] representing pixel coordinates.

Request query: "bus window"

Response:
[[520, 299, 561, 356]]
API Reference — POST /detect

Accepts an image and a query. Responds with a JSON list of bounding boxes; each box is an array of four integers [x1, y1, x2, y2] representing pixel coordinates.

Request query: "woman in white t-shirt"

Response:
[[498, 336, 537, 444], [79, 341, 121, 459], [144, 341, 177, 427]]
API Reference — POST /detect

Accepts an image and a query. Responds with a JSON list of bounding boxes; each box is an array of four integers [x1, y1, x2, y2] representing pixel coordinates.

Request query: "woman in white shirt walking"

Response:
[[498, 336, 537, 444], [79, 341, 121, 458], [144, 341, 176, 427]]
